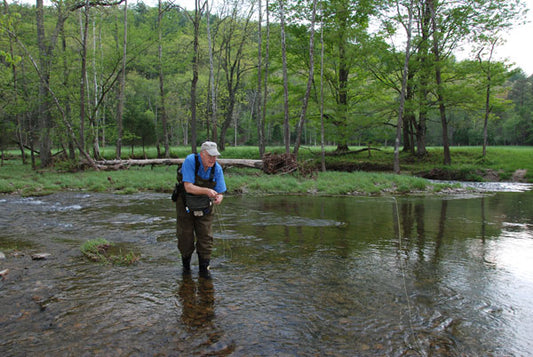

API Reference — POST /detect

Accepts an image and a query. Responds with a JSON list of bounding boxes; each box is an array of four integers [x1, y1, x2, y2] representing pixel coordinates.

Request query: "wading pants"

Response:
[[176, 195, 214, 260]]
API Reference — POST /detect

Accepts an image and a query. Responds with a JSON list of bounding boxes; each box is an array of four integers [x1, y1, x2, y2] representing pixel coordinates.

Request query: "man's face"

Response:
[[200, 150, 217, 168]]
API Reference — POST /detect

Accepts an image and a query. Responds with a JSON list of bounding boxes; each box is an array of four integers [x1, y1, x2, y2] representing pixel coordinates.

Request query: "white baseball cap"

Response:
[[201, 141, 221, 156]]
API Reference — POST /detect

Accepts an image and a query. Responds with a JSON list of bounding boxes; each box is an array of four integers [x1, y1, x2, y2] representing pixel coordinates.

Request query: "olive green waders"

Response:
[[176, 177, 216, 277]]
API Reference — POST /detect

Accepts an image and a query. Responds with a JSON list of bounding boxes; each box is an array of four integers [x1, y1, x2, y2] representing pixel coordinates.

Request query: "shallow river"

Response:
[[1, 186, 532, 356]]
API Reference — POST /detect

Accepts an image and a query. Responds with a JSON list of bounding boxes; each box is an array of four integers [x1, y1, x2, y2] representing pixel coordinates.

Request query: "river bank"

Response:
[[0, 146, 531, 196]]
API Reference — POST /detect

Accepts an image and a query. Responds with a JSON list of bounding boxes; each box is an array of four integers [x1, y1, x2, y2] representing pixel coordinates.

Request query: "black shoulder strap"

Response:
[[195, 154, 215, 182], [194, 153, 200, 176]]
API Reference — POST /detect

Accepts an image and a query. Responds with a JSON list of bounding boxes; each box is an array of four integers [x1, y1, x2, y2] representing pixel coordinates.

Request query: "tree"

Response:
[[394, 0, 414, 174], [320, 0, 377, 152], [1, 0, 26, 163], [261, 0, 271, 157], [423, 0, 524, 164], [116, 0, 127, 159], [279, 0, 290, 153], [319, 1, 326, 172], [36, 0, 61, 167], [216, 0, 256, 151], [1, 0, 531, 166], [476, 39, 499, 157], [428, 0, 451, 164], [292, 0, 318, 158], [79, 0, 90, 153], [256, 0, 266, 157], [206, 0, 217, 144], [157, 0, 172, 157], [186, 0, 207, 152]]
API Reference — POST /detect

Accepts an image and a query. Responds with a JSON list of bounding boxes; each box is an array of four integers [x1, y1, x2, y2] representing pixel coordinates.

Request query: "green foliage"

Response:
[[1, 1, 531, 160]]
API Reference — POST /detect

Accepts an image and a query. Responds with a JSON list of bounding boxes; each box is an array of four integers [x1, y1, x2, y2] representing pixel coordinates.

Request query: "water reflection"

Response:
[[0, 190, 532, 356], [178, 276, 215, 329]]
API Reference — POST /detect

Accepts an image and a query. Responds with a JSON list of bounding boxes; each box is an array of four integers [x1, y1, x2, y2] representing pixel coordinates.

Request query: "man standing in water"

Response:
[[175, 141, 226, 278]]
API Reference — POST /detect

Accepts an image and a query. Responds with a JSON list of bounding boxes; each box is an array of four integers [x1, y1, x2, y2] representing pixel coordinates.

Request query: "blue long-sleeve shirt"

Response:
[[181, 153, 227, 194]]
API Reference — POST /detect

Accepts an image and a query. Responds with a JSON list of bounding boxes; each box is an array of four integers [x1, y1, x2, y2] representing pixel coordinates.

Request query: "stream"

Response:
[[1, 184, 532, 356]]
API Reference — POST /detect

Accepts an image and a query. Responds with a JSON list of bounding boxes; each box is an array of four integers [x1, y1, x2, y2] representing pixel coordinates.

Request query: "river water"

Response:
[[1, 186, 532, 356]]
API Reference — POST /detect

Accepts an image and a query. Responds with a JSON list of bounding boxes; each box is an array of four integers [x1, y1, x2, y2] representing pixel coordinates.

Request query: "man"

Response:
[[176, 141, 226, 278]]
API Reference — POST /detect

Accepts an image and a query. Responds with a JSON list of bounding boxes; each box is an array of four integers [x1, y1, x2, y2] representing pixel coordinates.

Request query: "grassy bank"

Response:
[[0, 146, 530, 196]]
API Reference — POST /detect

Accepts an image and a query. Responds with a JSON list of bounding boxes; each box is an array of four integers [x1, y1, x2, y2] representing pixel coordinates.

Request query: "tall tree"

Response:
[[293, 0, 317, 157], [157, 0, 171, 157], [394, 0, 414, 174], [256, 0, 265, 157], [90, 17, 101, 159], [321, 0, 376, 152], [116, 0, 128, 159], [423, 0, 524, 164], [279, 0, 290, 153], [188, 0, 206, 153], [36, 0, 57, 167], [260, 0, 271, 158], [216, 0, 255, 151], [2, 0, 26, 163], [79, 0, 90, 152], [428, 0, 451, 164], [319, 1, 326, 172], [206, 0, 218, 143], [477, 39, 498, 157]]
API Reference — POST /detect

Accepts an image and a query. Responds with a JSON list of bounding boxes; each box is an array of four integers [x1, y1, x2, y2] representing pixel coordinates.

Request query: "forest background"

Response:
[[0, 0, 532, 173]]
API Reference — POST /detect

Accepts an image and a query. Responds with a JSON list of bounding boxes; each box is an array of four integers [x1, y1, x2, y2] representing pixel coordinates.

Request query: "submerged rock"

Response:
[[0, 269, 9, 279], [31, 253, 52, 260]]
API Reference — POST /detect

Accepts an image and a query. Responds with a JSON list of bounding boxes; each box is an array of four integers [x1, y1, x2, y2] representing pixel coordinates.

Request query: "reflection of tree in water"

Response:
[[177, 276, 215, 328]]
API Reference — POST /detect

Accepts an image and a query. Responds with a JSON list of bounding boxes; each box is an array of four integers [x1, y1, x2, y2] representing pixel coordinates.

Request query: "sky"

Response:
[[16, 0, 533, 76], [492, 0, 533, 76]]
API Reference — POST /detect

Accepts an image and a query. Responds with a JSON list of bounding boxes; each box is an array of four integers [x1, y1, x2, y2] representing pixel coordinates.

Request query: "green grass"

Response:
[[1, 145, 531, 197], [80, 238, 140, 266]]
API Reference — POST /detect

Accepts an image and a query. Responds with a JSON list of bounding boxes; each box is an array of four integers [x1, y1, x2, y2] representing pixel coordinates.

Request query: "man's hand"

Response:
[[213, 194, 224, 205]]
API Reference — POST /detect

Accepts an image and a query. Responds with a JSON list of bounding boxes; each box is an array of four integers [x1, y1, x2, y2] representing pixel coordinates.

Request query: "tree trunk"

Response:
[[61, 13, 75, 160], [259, 0, 270, 158], [91, 18, 101, 159], [116, 0, 128, 159], [319, 5, 326, 172], [190, 0, 203, 153], [293, 0, 317, 158], [256, 0, 264, 156], [336, 8, 349, 153], [36, 0, 53, 167], [394, 0, 414, 174], [219, 89, 236, 150], [158, 0, 170, 157], [217, 2, 254, 151], [79, 1, 89, 152], [414, 0, 431, 158], [429, 0, 451, 165], [206, 0, 218, 144], [279, 0, 290, 154], [93, 158, 263, 169], [478, 40, 497, 158], [4, 1, 26, 164], [402, 70, 415, 154]]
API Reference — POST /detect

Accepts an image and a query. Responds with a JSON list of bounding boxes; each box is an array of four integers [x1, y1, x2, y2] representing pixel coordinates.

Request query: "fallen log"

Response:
[[91, 158, 263, 170]]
